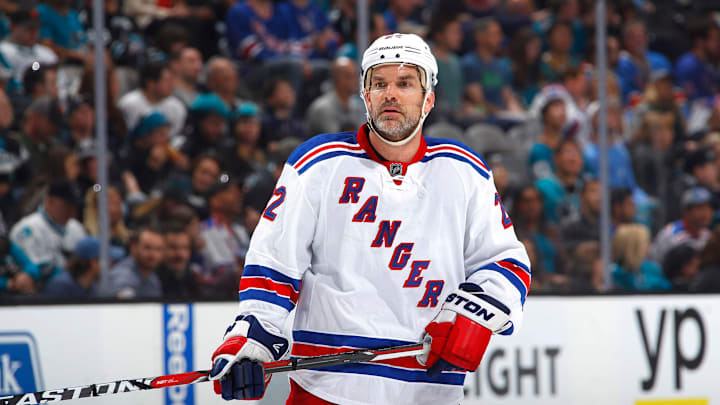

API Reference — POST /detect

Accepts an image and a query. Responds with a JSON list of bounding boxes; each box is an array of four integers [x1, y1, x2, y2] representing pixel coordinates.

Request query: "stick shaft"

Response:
[[264, 343, 424, 374], [0, 343, 423, 404]]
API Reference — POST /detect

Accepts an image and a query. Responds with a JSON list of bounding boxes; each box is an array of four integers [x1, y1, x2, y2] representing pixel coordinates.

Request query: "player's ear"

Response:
[[423, 92, 435, 115]]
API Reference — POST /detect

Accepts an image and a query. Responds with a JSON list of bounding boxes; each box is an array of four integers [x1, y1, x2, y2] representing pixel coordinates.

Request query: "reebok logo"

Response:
[[164, 304, 194, 405]]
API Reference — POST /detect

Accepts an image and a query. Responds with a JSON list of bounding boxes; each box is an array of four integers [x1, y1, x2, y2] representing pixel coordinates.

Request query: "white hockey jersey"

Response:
[[9, 210, 87, 277], [236, 124, 531, 405]]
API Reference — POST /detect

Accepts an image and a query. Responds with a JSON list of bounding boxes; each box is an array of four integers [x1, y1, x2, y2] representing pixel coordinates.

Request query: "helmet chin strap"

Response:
[[363, 91, 432, 147]]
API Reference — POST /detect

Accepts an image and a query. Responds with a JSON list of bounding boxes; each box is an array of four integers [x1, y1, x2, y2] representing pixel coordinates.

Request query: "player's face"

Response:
[[366, 64, 432, 142]]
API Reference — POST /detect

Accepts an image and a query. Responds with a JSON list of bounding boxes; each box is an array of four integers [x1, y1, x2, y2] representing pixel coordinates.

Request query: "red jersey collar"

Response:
[[355, 123, 427, 176]]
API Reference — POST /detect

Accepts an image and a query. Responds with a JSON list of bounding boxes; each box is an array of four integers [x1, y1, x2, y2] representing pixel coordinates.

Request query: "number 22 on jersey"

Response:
[[263, 186, 287, 221]]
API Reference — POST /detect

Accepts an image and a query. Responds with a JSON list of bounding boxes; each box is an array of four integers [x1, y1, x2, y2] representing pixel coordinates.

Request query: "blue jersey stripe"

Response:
[[242, 265, 301, 291], [420, 153, 489, 179], [425, 137, 491, 168], [473, 263, 528, 305], [238, 290, 295, 311], [293, 330, 413, 349], [501, 257, 531, 274], [297, 151, 370, 175], [287, 132, 357, 166], [309, 362, 466, 386]]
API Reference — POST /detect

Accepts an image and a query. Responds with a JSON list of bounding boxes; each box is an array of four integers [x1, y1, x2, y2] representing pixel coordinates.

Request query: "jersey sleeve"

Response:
[[463, 172, 531, 336], [236, 164, 317, 340]]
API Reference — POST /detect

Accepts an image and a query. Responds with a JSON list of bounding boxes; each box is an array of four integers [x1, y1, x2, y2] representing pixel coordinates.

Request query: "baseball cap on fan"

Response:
[[190, 93, 230, 119], [650, 69, 673, 83], [74, 236, 100, 260], [682, 187, 712, 209], [684, 149, 715, 174], [232, 101, 260, 121], [48, 179, 83, 204], [74, 236, 125, 261], [8, 9, 40, 28], [205, 174, 241, 199], [130, 111, 169, 141]]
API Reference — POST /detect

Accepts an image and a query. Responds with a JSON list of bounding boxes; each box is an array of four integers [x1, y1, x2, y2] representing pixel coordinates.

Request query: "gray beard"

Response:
[[372, 110, 421, 142]]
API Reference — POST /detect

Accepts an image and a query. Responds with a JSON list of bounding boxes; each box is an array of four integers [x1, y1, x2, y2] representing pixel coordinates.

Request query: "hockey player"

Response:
[[210, 33, 531, 404]]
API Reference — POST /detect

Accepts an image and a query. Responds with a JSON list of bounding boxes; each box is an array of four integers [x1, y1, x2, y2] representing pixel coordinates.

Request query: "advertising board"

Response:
[[0, 295, 716, 404]]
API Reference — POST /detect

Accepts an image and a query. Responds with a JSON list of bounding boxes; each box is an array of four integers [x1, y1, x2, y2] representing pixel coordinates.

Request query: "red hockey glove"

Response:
[[209, 315, 289, 401], [419, 283, 511, 376]]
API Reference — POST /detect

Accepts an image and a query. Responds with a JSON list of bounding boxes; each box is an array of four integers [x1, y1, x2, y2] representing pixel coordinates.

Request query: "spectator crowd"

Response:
[[2, 0, 720, 302]]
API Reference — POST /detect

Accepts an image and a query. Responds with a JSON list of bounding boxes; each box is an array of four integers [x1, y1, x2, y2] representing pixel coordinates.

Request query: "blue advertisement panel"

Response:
[[0, 332, 43, 396], [164, 304, 194, 405]]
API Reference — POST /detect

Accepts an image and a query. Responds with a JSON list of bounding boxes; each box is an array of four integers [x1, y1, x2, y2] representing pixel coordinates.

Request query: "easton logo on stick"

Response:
[[0, 343, 424, 404]]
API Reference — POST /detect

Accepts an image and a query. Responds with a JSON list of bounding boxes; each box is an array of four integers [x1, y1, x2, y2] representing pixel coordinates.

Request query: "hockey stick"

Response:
[[0, 343, 424, 404]]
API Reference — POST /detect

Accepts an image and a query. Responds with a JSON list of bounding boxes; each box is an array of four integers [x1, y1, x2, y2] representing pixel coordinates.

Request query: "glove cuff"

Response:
[[223, 315, 289, 361], [441, 288, 510, 332]]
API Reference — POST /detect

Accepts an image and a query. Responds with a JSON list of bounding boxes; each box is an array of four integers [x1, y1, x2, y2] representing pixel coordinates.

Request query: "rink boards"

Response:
[[0, 295, 717, 405]]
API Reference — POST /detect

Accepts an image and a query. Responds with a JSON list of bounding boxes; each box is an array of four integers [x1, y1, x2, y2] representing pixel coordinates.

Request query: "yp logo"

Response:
[[0, 332, 43, 395]]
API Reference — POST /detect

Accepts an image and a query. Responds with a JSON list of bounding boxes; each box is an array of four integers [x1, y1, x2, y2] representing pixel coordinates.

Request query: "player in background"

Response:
[[209, 33, 531, 404]]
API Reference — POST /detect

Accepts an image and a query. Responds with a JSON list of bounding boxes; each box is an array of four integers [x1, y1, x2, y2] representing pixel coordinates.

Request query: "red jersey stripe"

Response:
[[497, 261, 531, 292], [426, 145, 489, 171], [291, 343, 464, 373], [294, 143, 364, 169], [239, 277, 299, 303]]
